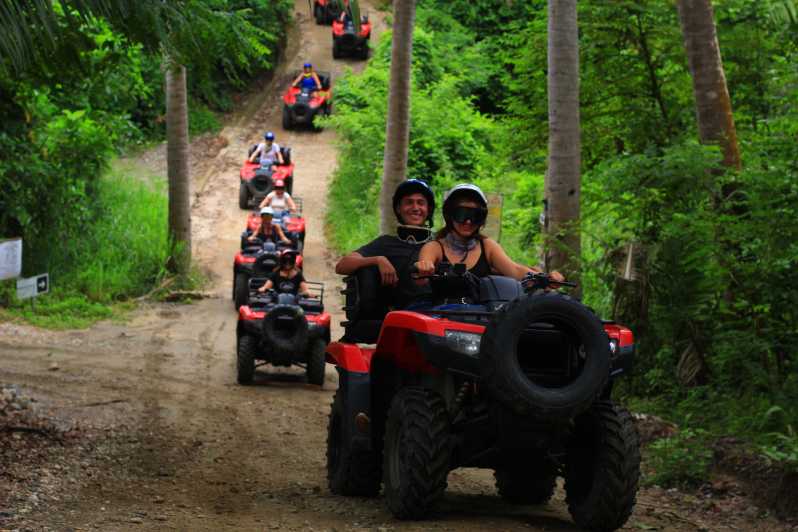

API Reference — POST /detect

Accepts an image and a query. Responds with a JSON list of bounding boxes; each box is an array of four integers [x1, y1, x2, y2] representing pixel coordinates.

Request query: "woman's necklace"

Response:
[[445, 232, 477, 262]]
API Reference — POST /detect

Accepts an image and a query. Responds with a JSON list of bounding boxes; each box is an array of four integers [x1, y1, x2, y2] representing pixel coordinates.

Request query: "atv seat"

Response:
[[317, 71, 332, 90], [279, 146, 292, 165], [341, 266, 391, 344]]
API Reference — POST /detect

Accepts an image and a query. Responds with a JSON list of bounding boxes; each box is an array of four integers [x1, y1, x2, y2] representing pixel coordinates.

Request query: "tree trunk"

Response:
[[544, 0, 581, 285], [165, 60, 192, 274], [676, 0, 741, 170], [379, 0, 416, 235]]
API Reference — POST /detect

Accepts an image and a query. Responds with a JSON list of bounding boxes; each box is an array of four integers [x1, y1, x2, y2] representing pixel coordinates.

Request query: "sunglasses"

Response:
[[451, 206, 487, 225]]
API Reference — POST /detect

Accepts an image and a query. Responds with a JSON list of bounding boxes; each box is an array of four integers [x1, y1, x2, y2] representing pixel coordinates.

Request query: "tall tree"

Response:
[[676, 0, 741, 170], [165, 60, 191, 273], [380, 0, 416, 234], [544, 0, 581, 283]]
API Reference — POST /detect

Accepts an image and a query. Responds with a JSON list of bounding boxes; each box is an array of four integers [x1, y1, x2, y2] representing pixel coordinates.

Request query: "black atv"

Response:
[[237, 282, 331, 386], [325, 264, 640, 530]]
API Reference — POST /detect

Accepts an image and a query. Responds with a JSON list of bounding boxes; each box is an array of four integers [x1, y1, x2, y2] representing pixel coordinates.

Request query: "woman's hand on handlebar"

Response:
[[414, 260, 435, 277]]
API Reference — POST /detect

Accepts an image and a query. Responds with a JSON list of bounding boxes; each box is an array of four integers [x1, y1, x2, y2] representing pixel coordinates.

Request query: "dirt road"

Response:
[[1, 2, 793, 531]]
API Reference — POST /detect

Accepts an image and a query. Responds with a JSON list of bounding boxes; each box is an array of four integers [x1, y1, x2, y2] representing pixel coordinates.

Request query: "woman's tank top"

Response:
[[437, 238, 491, 278]]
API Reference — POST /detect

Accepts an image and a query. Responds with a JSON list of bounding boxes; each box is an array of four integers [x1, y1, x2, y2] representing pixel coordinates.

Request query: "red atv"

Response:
[[325, 265, 640, 530], [242, 200, 306, 254], [282, 72, 332, 130], [313, 0, 343, 25], [239, 145, 295, 208], [237, 282, 330, 386], [232, 240, 303, 311], [332, 15, 371, 60]]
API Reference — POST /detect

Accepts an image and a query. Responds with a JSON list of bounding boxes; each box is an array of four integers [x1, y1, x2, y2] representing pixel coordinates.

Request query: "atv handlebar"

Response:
[[521, 272, 577, 291], [410, 264, 576, 290]]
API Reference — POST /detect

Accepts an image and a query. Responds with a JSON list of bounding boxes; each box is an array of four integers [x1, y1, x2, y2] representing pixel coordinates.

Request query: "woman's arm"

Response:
[[313, 73, 322, 90], [285, 195, 297, 212], [248, 144, 262, 162], [291, 73, 302, 87], [415, 241, 443, 276], [483, 238, 532, 280], [258, 279, 274, 293], [298, 280, 312, 297], [259, 194, 272, 209], [275, 224, 291, 244]]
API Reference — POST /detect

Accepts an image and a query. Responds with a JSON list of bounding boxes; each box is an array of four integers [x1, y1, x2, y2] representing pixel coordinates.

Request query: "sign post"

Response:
[[483, 193, 504, 242]]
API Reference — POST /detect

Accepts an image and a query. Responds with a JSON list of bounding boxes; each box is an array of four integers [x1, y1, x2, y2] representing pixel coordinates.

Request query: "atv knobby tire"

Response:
[[306, 338, 326, 386], [282, 106, 293, 130], [495, 456, 558, 505], [239, 181, 250, 209], [314, 4, 323, 24], [383, 387, 450, 519], [237, 335, 257, 384], [262, 304, 308, 355], [564, 401, 640, 531], [234, 272, 249, 310], [480, 292, 610, 421], [326, 390, 382, 496]]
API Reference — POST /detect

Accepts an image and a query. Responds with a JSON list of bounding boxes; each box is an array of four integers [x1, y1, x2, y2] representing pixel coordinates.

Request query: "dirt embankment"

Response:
[[1, 1, 797, 531]]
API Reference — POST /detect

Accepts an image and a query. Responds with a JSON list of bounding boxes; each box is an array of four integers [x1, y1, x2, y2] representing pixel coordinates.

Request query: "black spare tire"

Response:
[[262, 304, 308, 356], [480, 292, 610, 421]]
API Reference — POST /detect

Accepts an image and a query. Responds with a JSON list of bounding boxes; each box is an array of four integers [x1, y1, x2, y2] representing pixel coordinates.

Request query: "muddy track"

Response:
[[1, 2, 794, 531]]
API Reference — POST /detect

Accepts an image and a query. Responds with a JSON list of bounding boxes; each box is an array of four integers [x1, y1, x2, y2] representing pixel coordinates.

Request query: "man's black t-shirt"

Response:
[[357, 235, 430, 309], [271, 270, 305, 295]]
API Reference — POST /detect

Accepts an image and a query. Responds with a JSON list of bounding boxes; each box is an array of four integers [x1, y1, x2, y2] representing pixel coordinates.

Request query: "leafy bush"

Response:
[[646, 428, 713, 488]]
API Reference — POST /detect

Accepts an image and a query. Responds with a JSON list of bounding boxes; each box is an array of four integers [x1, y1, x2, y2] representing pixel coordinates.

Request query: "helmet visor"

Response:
[[450, 206, 487, 225]]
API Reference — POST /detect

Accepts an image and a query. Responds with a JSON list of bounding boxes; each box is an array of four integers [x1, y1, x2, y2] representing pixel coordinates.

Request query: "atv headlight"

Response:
[[444, 330, 482, 357]]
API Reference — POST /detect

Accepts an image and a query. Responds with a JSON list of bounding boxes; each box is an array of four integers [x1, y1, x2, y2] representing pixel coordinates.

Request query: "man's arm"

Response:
[[336, 251, 398, 286]]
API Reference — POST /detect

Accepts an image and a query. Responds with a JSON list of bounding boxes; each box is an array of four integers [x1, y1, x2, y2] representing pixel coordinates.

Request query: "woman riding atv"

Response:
[[292, 62, 322, 93], [415, 183, 564, 283], [259, 179, 297, 222], [249, 131, 284, 167], [257, 250, 313, 298], [247, 207, 292, 246]]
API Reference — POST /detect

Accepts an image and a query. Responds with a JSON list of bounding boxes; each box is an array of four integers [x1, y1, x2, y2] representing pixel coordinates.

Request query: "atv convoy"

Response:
[[239, 145, 295, 208], [332, 15, 371, 59], [325, 265, 640, 530], [282, 72, 332, 130], [242, 200, 306, 254], [313, 0, 342, 25], [237, 282, 330, 386], [232, 240, 303, 310]]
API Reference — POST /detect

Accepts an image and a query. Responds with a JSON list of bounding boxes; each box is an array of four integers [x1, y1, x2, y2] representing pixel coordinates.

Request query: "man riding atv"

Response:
[[249, 131, 284, 167], [335, 179, 436, 312]]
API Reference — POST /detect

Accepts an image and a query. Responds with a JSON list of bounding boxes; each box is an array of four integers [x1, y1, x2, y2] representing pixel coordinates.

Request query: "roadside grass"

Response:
[[1, 163, 204, 329]]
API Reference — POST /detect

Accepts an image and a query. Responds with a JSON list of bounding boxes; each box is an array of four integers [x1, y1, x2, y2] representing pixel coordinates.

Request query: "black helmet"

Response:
[[392, 179, 435, 226], [442, 183, 488, 227]]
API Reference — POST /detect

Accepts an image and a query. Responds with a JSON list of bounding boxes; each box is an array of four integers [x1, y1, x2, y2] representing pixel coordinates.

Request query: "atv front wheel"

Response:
[[327, 390, 382, 496], [564, 401, 640, 531], [282, 106, 293, 130], [306, 338, 326, 386], [239, 181, 250, 209], [495, 456, 558, 505], [383, 387, 450, 519], [233, 272, 249, 310], [236, 335, 257, 384]]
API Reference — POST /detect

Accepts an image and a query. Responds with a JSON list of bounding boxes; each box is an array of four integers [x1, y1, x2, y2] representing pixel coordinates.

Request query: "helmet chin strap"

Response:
[[396, 224, 432, 244]]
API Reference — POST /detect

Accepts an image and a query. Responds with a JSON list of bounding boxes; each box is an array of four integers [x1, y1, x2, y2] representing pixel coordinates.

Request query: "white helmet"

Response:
[[260, 206, 274, 216], [443, 183, 487, 208]]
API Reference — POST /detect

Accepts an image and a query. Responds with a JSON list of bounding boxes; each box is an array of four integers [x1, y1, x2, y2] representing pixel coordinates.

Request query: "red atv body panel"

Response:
[[332, 19, 371, 38], [238, 306, 330, 328], [239, 160, 294, 183], [282, 86, 331, 108], [246, 212, 306, 238]]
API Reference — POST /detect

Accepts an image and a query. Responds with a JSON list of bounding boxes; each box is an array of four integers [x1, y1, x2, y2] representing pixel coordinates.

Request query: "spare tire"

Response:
[[479, 292, 610, 421], [262, 304, 308, 356]]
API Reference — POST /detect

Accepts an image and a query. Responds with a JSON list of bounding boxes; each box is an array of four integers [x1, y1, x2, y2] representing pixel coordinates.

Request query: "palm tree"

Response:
[[544, 0, 581, 284], [676, 0, 741, 170], [380, 0, 416, 234], [165, 59, 191, 274]]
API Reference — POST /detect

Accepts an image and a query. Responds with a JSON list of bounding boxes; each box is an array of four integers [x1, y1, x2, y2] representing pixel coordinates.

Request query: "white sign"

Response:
[[0, 238, 22, 281], [16, 274, 49, 300]]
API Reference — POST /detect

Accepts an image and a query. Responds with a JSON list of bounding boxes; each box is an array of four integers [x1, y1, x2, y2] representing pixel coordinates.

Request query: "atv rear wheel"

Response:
[[564, 401, 640, 531], [282, 106, 293, 130], [327, 390, 382, 496], [383, 387, 450, 519], [306, 338, 326, 386], [236, 335, 257, 384], [494, 456, 558, 505], [233, 272, 249, 310], [480, 292, 610, 421], [359, 45, 369, 60], [239, 181, 250, 209]]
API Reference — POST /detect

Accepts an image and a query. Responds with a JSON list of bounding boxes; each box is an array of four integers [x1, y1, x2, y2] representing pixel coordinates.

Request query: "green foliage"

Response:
[[645, 428, 713, 488]]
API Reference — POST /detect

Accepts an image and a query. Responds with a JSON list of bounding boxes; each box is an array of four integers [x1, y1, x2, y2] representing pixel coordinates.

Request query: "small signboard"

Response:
[[483, 193, 504, 242], [16, 273, 49, 300], [0, 238, 22, 281]]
